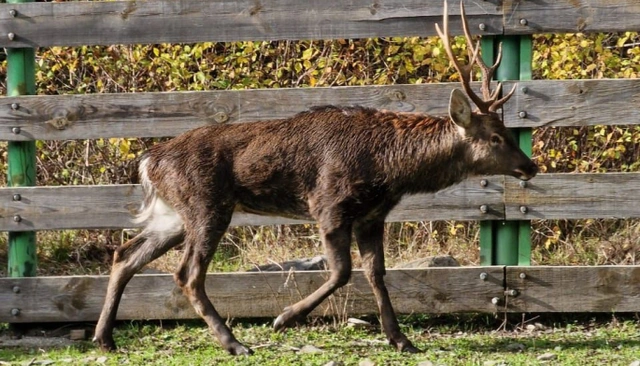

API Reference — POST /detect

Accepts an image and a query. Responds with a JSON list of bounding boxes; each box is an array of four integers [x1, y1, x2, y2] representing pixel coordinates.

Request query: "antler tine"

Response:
[[457, 0, 515, 112], [437, 1, 489, 113], [488, 82, 517, 112]]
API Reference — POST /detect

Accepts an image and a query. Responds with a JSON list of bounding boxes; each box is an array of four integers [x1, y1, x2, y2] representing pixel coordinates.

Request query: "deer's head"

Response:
[[437, 1, 538, 181]]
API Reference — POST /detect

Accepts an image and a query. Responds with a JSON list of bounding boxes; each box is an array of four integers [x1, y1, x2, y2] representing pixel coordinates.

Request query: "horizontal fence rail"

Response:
[[1, 265, 638, 323], [0, 177, 505, 231], [0, 268, 506, 323], [2, 0, 640, 48], [503, 79, 640, 128], [505, 173, 640, 220], [0, 0, 503, 48], [505, 266, 640, 313], [2, 173, 640, 231], [3, 79, 640, 141]]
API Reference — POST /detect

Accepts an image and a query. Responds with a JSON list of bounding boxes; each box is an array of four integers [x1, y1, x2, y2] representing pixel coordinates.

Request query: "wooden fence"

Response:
[[1, 0, 639, 323]]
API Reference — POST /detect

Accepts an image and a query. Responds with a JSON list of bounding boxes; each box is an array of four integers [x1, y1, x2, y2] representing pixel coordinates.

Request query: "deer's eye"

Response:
[[490, 134, 503, 145]]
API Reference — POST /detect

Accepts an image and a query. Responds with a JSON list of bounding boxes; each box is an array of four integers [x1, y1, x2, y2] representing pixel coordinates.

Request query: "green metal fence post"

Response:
[[7, 0, 37, 277], [479, 35, 533, 266]]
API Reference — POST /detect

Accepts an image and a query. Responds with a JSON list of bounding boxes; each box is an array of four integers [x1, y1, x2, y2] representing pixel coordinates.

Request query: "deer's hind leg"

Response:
[[94, 204, 184, 351], [173, 203, 252, 356]]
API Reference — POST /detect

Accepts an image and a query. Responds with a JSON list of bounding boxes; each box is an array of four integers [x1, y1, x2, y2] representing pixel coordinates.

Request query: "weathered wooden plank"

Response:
[[0, 0, 502, 48], [503, 79, 640, 128], [504, 173, 640, 220], [4, 79, 639, 141], [0, 177, 504, 231], [505, 266, 640, 312], [0, 83, 482, 141], [0, 267, 505, 323], [504, 0, 640, 34]]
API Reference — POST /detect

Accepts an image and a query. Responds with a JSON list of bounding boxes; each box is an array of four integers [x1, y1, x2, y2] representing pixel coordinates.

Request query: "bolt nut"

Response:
[[478, 23, 487, 31], [11, 103, 19, 110], [13, 215, 21, 222], [519, 18, 528, 26], [479, 205, 488, 214], [479, 272, 488, 281], [7, 32, 15, 41], [521, 86, 528, 94], [507, 289, 519, 297], [491, 297, 500, 305], [12, 127, 21, 134], [9, 9, 17, 17], [519, 272, 527, 279], [480, 179, 488, 187], [11, 308, 20, 316], [519, 180, 527, 188], [12, 194, 21, 201], [520, 206, 528, 214], [518, 111, 528, 118], [12, 286, 20, 294]]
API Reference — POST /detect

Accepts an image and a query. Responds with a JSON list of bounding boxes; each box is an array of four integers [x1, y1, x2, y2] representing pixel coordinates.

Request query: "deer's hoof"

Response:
[[399, 343, 422, 353], [227, 342, 253, 356], [273, 307, 306, 331], [93, 334, 117, 352]]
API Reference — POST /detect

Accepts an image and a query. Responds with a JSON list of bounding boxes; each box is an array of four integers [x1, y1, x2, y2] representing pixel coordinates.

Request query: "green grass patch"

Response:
[[1, 316, 638, 365]]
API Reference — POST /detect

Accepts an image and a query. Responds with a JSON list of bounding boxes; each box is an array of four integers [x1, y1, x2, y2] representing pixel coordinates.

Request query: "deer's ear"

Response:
[[449, 89, 472, 128]]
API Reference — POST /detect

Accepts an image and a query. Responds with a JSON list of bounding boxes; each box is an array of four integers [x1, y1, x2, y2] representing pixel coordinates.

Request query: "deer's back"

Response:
[[143, 106, 436, 220]]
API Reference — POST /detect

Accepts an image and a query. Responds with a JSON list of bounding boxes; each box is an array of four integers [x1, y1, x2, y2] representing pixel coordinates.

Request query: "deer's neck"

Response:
[[384, 114, 472, 194]]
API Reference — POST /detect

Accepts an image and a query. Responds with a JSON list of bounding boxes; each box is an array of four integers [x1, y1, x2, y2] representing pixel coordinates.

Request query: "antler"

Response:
[[435, 1, 516, 113]]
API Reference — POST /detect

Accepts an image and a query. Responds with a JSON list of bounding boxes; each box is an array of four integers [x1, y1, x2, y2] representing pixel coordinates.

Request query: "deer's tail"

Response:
[[132, 155, 158, 225]]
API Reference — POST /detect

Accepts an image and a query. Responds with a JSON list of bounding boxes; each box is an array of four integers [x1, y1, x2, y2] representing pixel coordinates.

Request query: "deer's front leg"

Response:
[[354, 219, 420, 353], [274, 221, 353, 330]]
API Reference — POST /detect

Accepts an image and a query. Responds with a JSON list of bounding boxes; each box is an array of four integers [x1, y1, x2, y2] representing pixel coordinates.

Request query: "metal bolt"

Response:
[[479, 205, 488, 214], [12, 286, 20, 294], [11, 103, 19, 110], [521, 86, 528, 94], [11, 308, 20, 316], [519, 180, 527, 188], [480, 179, 488, 187], [12, 194, 21, 201], [518, 111, 528, 118], [520, 18, 528, 26], [507, 289, 519, 297], [9, 9, 17, 17], [519, 272, 527, 279], [478, 23, 486, 31], [7, 32, 15, 41], [520, 206, 528, 214], [491, 297, 500, 305], [11, 127, 21, 134], [479, 272, 488, 281], [13, 215, 21, 223]]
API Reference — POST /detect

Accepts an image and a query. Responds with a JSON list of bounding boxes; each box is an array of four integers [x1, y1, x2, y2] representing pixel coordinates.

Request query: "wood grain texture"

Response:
[[0, 83, 484, 141], [503, 0, 640, 34], [0, 267, 505, 323], [0, 0, 502, 48], [0, 177, 504, 231], [504, 173, 640, 220], [502, 79, 640, 128], [505, 266, 640, 312], [3, 79, 637, 141]]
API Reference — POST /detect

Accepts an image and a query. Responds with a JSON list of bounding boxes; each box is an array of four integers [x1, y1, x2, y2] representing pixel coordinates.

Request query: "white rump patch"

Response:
[[133, 156, 184, 238], [144, 197, 184, 236]]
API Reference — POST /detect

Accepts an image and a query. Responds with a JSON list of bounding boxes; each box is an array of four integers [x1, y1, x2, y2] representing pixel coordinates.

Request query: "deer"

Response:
[[94, 0, 538, 356]]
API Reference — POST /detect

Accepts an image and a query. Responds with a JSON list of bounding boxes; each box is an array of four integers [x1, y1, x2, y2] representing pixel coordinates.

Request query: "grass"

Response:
[[1, 316, 639, 365]]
